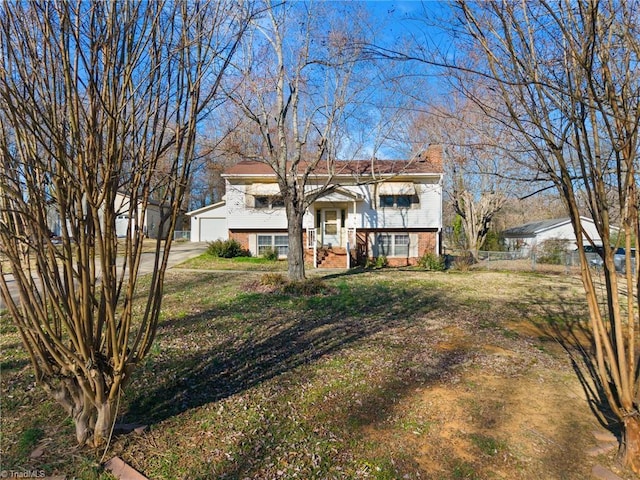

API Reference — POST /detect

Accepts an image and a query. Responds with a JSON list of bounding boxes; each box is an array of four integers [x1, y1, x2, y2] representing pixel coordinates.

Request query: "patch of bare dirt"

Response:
[[361, 302, 629, 480]]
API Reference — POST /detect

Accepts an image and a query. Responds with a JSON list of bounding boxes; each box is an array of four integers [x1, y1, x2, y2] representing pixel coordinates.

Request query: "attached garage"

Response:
[[187, 201, 228, 242], [198, 217, 228, 242]]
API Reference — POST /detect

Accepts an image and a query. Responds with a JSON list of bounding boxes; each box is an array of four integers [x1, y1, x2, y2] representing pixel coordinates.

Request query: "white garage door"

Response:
[[199, 218, 228, 242]]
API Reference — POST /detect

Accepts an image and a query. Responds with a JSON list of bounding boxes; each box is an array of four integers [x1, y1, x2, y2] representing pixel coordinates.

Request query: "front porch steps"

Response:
[[316, 247, 348, 268]]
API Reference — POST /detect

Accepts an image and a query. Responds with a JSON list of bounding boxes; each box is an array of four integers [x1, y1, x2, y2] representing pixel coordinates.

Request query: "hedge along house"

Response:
[[188, 145, 444, 268]]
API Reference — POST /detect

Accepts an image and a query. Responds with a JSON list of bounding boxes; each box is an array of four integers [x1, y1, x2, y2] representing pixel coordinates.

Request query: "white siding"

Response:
[[113, 192, 160, 237], [356, 180, 442, 229], [505, 218, 607, 255], [538, 221, 602, 250], [225, 184, 289, 230], [211, 176, 443, 234]]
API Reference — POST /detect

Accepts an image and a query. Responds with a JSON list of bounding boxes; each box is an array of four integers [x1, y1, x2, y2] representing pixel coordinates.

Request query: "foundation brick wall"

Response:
[[374, 231, 438, 267], [229, 231, 251, 250], [417, 231, 437, 256], [230, 229, 439, 268]]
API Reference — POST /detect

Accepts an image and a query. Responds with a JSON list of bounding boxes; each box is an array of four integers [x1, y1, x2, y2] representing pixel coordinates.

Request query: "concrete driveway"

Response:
[[0, 241, 208, 310]]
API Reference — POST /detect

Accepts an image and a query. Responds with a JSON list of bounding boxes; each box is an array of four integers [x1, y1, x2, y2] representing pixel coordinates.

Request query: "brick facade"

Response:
[[231, 229, 440, 269], [229, 231, 251, 250], [360, 230, 439, 267]]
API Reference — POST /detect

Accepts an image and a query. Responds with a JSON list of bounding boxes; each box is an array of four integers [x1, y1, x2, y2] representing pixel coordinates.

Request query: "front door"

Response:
[[322, 209, 340, 247]]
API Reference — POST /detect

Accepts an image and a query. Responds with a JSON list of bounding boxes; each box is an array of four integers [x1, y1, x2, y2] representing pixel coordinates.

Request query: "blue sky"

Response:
[[361, 1, 450, 45]]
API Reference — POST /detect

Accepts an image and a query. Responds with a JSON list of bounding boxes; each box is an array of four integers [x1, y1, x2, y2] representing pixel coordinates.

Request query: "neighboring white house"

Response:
[[502, 216, 608, 255], [113, 192, 183, 239], [48, 192, 182, 240], [187, 146, 444, 268]]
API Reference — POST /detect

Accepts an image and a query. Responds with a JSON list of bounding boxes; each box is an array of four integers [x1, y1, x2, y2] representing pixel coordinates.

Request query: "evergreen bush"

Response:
[[418, 252, 446, 271]]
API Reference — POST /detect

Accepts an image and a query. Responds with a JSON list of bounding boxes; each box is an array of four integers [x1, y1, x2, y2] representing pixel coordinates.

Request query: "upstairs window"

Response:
[[379, 194, 415, 208], [255, 195, 284, 209], [380, 195, 395, 208], [255, 196, 270, 208], [396, 195, 412, 208]]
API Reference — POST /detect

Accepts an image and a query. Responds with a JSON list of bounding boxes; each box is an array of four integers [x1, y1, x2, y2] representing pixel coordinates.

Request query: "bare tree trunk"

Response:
[[228, 2, 370, 280], [286, 208, 306, 281], [0, 0, 249, 447], [438, 1, 640, 473], [621, 416, 640, 472], [455, 190, 506, 261], [44, 375, 117, 447]]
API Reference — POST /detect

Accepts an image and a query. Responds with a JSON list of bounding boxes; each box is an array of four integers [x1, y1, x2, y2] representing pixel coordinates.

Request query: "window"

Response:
[[274, 235, 289, 255], [378, 234, 392, 256], [394, 234, 410, 256], [379, 195, 415, 208], [255, 196, 284, 209], [258, 234, 289, 256], [377, 233, 410, 257], [255, 196, 270, 208], [380, 195, 395, 208], [396, 195, 412, 208]]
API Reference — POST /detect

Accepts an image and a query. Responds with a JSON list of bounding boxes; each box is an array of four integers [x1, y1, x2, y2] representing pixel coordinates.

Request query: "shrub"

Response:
[[537, 238, 569, 265], [366, 256, 388, 269], [259, 272, 288, 287], [282, 277, 331, 296], [483, 230, 505, 252], [262, 247, 279, 261], [451, 251, 474, 271], [418, 252, 446, 271], [207, 239, 251, 258]]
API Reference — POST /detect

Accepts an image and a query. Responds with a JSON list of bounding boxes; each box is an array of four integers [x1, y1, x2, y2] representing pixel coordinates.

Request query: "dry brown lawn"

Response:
[[0, 267, 635, 479]]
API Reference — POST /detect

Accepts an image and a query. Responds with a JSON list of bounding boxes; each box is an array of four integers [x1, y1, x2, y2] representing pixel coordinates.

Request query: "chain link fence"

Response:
[[450, 249, 635, 276]]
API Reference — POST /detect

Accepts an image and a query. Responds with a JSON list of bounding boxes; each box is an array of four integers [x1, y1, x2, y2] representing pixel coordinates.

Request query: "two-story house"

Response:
[[187, 145, 444, 268]]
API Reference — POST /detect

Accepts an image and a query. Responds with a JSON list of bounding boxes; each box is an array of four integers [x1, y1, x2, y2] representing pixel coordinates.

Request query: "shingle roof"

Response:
[[502, 217, 572, 237], [223, 145, 443, 176]]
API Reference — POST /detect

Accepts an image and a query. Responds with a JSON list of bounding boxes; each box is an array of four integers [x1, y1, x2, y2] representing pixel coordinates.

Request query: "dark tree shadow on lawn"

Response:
[[123, 279, 444, 426], [200, 348, 467, 480], [516, 290, 620, 439]]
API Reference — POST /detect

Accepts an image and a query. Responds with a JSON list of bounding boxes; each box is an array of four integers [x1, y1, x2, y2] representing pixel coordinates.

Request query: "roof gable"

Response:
[[311, 185, 363, 202], [186, 200, 226, 216]]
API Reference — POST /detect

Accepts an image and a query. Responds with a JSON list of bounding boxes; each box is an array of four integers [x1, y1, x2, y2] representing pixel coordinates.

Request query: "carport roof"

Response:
[[502, 218, 572, 237], [502, 216, 613, 238]]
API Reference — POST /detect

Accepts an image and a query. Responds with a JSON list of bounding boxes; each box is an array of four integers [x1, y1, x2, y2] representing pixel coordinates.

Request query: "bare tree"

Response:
[[226, 1, 373, 281], [0, 1, 248, 447], [446, 1, 640, 471], [408, 94, 512, 259]]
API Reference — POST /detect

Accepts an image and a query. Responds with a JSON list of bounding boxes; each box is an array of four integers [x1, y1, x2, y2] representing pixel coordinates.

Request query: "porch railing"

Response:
[[306, 227, 358, 268]]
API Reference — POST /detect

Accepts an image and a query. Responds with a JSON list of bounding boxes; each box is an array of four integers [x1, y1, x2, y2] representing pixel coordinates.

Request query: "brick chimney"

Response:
[[416, 144, 443, 172]]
